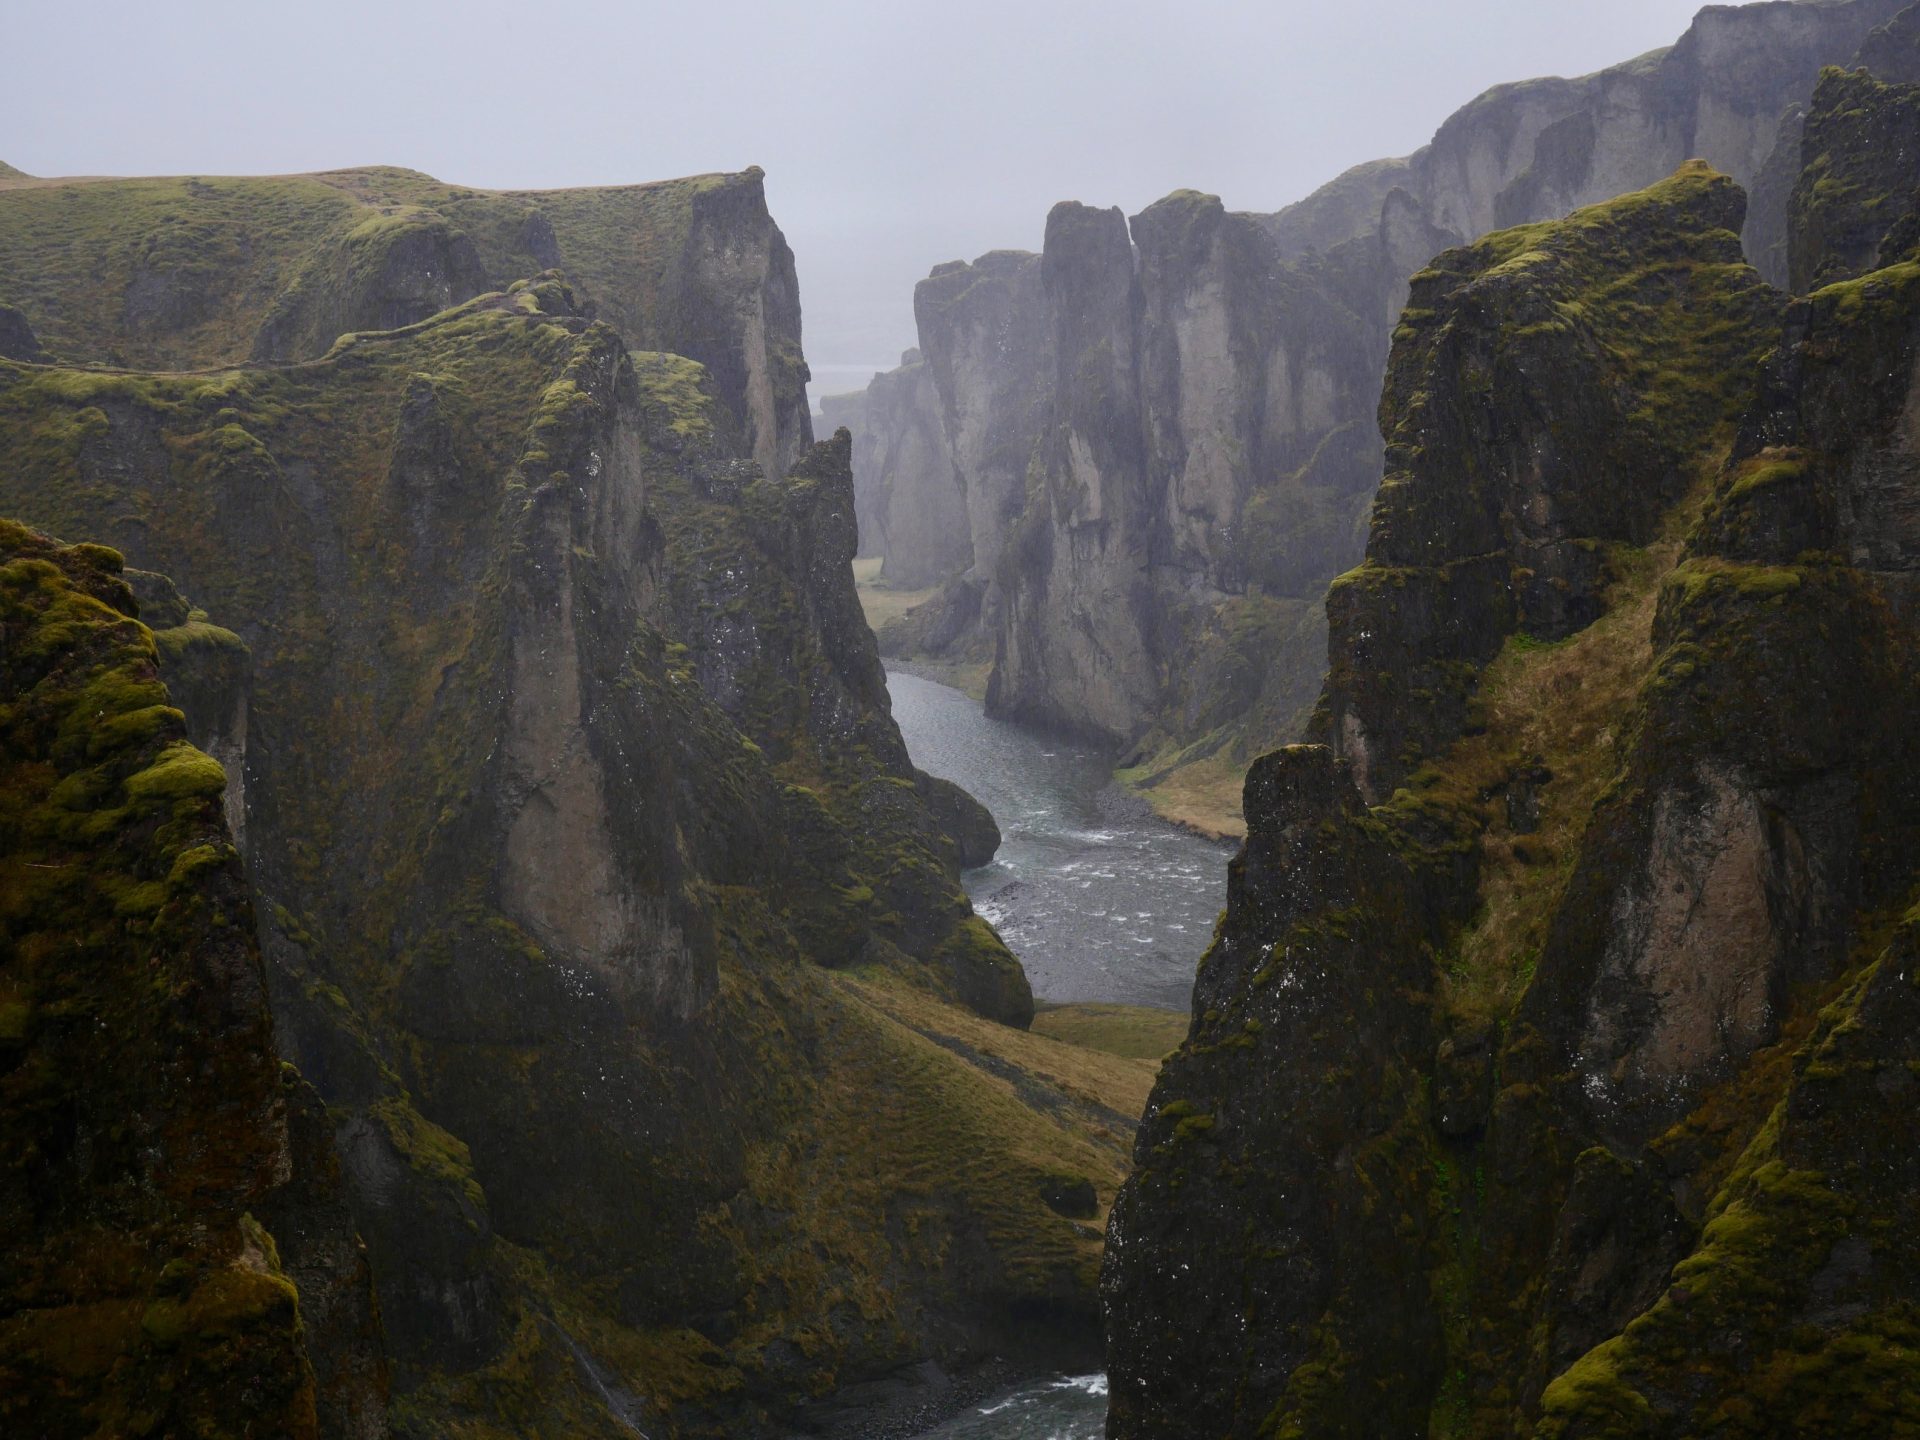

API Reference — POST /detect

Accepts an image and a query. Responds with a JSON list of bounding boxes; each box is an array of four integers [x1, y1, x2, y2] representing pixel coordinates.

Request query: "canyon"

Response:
[[6, 1, 1920, 1436], [838, 0, 1910, 835], [0, 164, 1142, 1439]]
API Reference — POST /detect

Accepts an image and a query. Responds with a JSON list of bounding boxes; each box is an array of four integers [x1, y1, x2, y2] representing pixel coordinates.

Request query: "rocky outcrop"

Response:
[[857, 351, 970, 587], [0, 241, 1148, 1434], [915, 768, 1002, 870], [853, 0, 1903, 829], [816, 383, 881, 556], [0, 521, 387, 1439], [1104, 101, 1920, 1434], [250, 209, 492, 363], [914, 251, 1053, 605], [1789, 64, 1920, 289], [1102, 746, 1443, 1438], [0, 165, 812, 474], [1318, 164, 1779, 801], [0, 302, 44, 362]]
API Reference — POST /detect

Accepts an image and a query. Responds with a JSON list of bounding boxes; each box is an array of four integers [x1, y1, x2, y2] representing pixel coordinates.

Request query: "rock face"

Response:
[[1319, 164, 1779, 801], [0, 165, 812, 476], [0, 159, 1147, 1432], [815, 384, 881, 556], [858, 351, 971, 587], [854, 0, 1903, 827], [1789, 64, 1920, 289], [1104, 64, 1920, 1433], [0, 521, 387, 1440], [0, 303, 45, 362]]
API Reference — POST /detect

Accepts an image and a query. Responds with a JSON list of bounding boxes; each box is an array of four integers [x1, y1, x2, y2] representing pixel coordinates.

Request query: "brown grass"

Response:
[[851, 556, 939, 632], [1031, 1002, 1191, 1062], [1117, 748, 1248, 840], [1407, 487, 1710, 1023]]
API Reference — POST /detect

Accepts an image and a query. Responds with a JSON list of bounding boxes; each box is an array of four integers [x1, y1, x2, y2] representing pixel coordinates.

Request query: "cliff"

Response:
[[0, 170, 1137, 1437], [0, 164, 811, 476], [0, 521, 387, 1439], [854, 0, 1904, 836], [844, 348, 970, 588], [1103, 64, 1920, 1435]]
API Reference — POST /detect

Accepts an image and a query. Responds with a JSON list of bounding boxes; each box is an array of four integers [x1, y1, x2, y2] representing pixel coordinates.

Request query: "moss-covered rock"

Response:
[[0, 163, 810, 475], [0, 520, 386, 1439], [0, 256, 1098, 1435], [1317, 162, 1781, 800], [1789, 65, 1920, 291], [1107, 152, 1920, 1437], [0, 302, 45, 363]]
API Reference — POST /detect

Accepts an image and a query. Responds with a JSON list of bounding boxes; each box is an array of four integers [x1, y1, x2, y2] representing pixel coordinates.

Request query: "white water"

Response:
[[911, 1373, 1108, 1438]]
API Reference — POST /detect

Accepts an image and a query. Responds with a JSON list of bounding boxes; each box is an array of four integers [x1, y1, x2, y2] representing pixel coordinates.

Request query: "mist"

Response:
[[7, 0, 1713, 398]]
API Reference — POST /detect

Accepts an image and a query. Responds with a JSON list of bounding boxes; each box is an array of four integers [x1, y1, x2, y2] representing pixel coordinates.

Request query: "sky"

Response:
[[6, 0, 1716, 399]]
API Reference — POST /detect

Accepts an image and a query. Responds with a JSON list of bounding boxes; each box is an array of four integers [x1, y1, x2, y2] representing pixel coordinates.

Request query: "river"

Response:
[[883, 668, 1228, 1438], [885, 668, 1230, 1012], [904, 1374, 1107, 1439]]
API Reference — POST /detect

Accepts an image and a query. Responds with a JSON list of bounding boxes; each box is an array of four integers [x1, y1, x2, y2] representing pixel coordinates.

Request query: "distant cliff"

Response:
[[1101, 43, 1920, 1430], [0, 164, 811, 478], [853, 0, 1905, 835]]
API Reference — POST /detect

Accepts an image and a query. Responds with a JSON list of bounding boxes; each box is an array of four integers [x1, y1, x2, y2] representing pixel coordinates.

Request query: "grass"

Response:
[[851, 556, 939, 631], [1116, 746, 1248, 840], [1031, 1002, 1191, 1062], [1398, 480, 1712, 1024], [0, 163, 752, 373]]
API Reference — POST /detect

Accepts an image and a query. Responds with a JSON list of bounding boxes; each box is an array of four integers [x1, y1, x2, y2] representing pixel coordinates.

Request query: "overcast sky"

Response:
[[7, 0, 1714, 395]]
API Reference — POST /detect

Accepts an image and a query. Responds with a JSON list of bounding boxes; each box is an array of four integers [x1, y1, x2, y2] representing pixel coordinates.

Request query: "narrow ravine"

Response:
[[886, 669, 1231, 1011], [884, 668, 1227, 1436]]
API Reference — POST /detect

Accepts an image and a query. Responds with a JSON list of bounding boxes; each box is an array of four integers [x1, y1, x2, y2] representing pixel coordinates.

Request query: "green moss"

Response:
[[0, 520, 318, 1437], [123, 742, 227, 804], [371, 1094, 488, 1217], [630, 351, 717, 439]]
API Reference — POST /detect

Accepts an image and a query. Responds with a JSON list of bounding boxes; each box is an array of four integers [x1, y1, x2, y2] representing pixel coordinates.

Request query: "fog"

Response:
[[6, 0, 1713, 401]]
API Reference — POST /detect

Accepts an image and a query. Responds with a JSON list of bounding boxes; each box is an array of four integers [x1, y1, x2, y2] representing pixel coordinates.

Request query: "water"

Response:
[[911, 1374, 1108, 1439], [886, 668, 1231, 1012], [884, 669, 1231, 1435]]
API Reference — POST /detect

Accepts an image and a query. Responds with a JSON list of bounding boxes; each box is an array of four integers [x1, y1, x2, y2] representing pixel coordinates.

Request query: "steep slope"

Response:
[[832, 347, 969, 588], [0, 521, 386, 1439], [1104, 140, 1920, 1437], [0, 164, 810, 475], [1789, 63, 1920, 289], [855, 0, 1902, 836], [0, 255, 1155, 1436]]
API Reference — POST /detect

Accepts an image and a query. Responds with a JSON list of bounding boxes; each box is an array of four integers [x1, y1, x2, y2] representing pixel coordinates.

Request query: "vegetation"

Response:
[[0, 521, 333, 1437], [1030, 1003, 1190, 1062], [0, 246, 1125, 1434], [0, 162, 767, 377]]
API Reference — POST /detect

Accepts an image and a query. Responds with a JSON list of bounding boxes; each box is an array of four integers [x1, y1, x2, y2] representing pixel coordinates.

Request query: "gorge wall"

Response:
[[838, 0, 1908, 833], [0, 522, 387, 1439], [0, 166, 1146, 1439], [1102, 44, 1920, 1436]]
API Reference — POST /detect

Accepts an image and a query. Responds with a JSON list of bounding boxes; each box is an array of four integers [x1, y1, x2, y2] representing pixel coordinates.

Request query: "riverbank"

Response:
[[1114, 745, 1249, 841], [885, 668, 1230, 1013], [858, 565, 1250, 837]]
